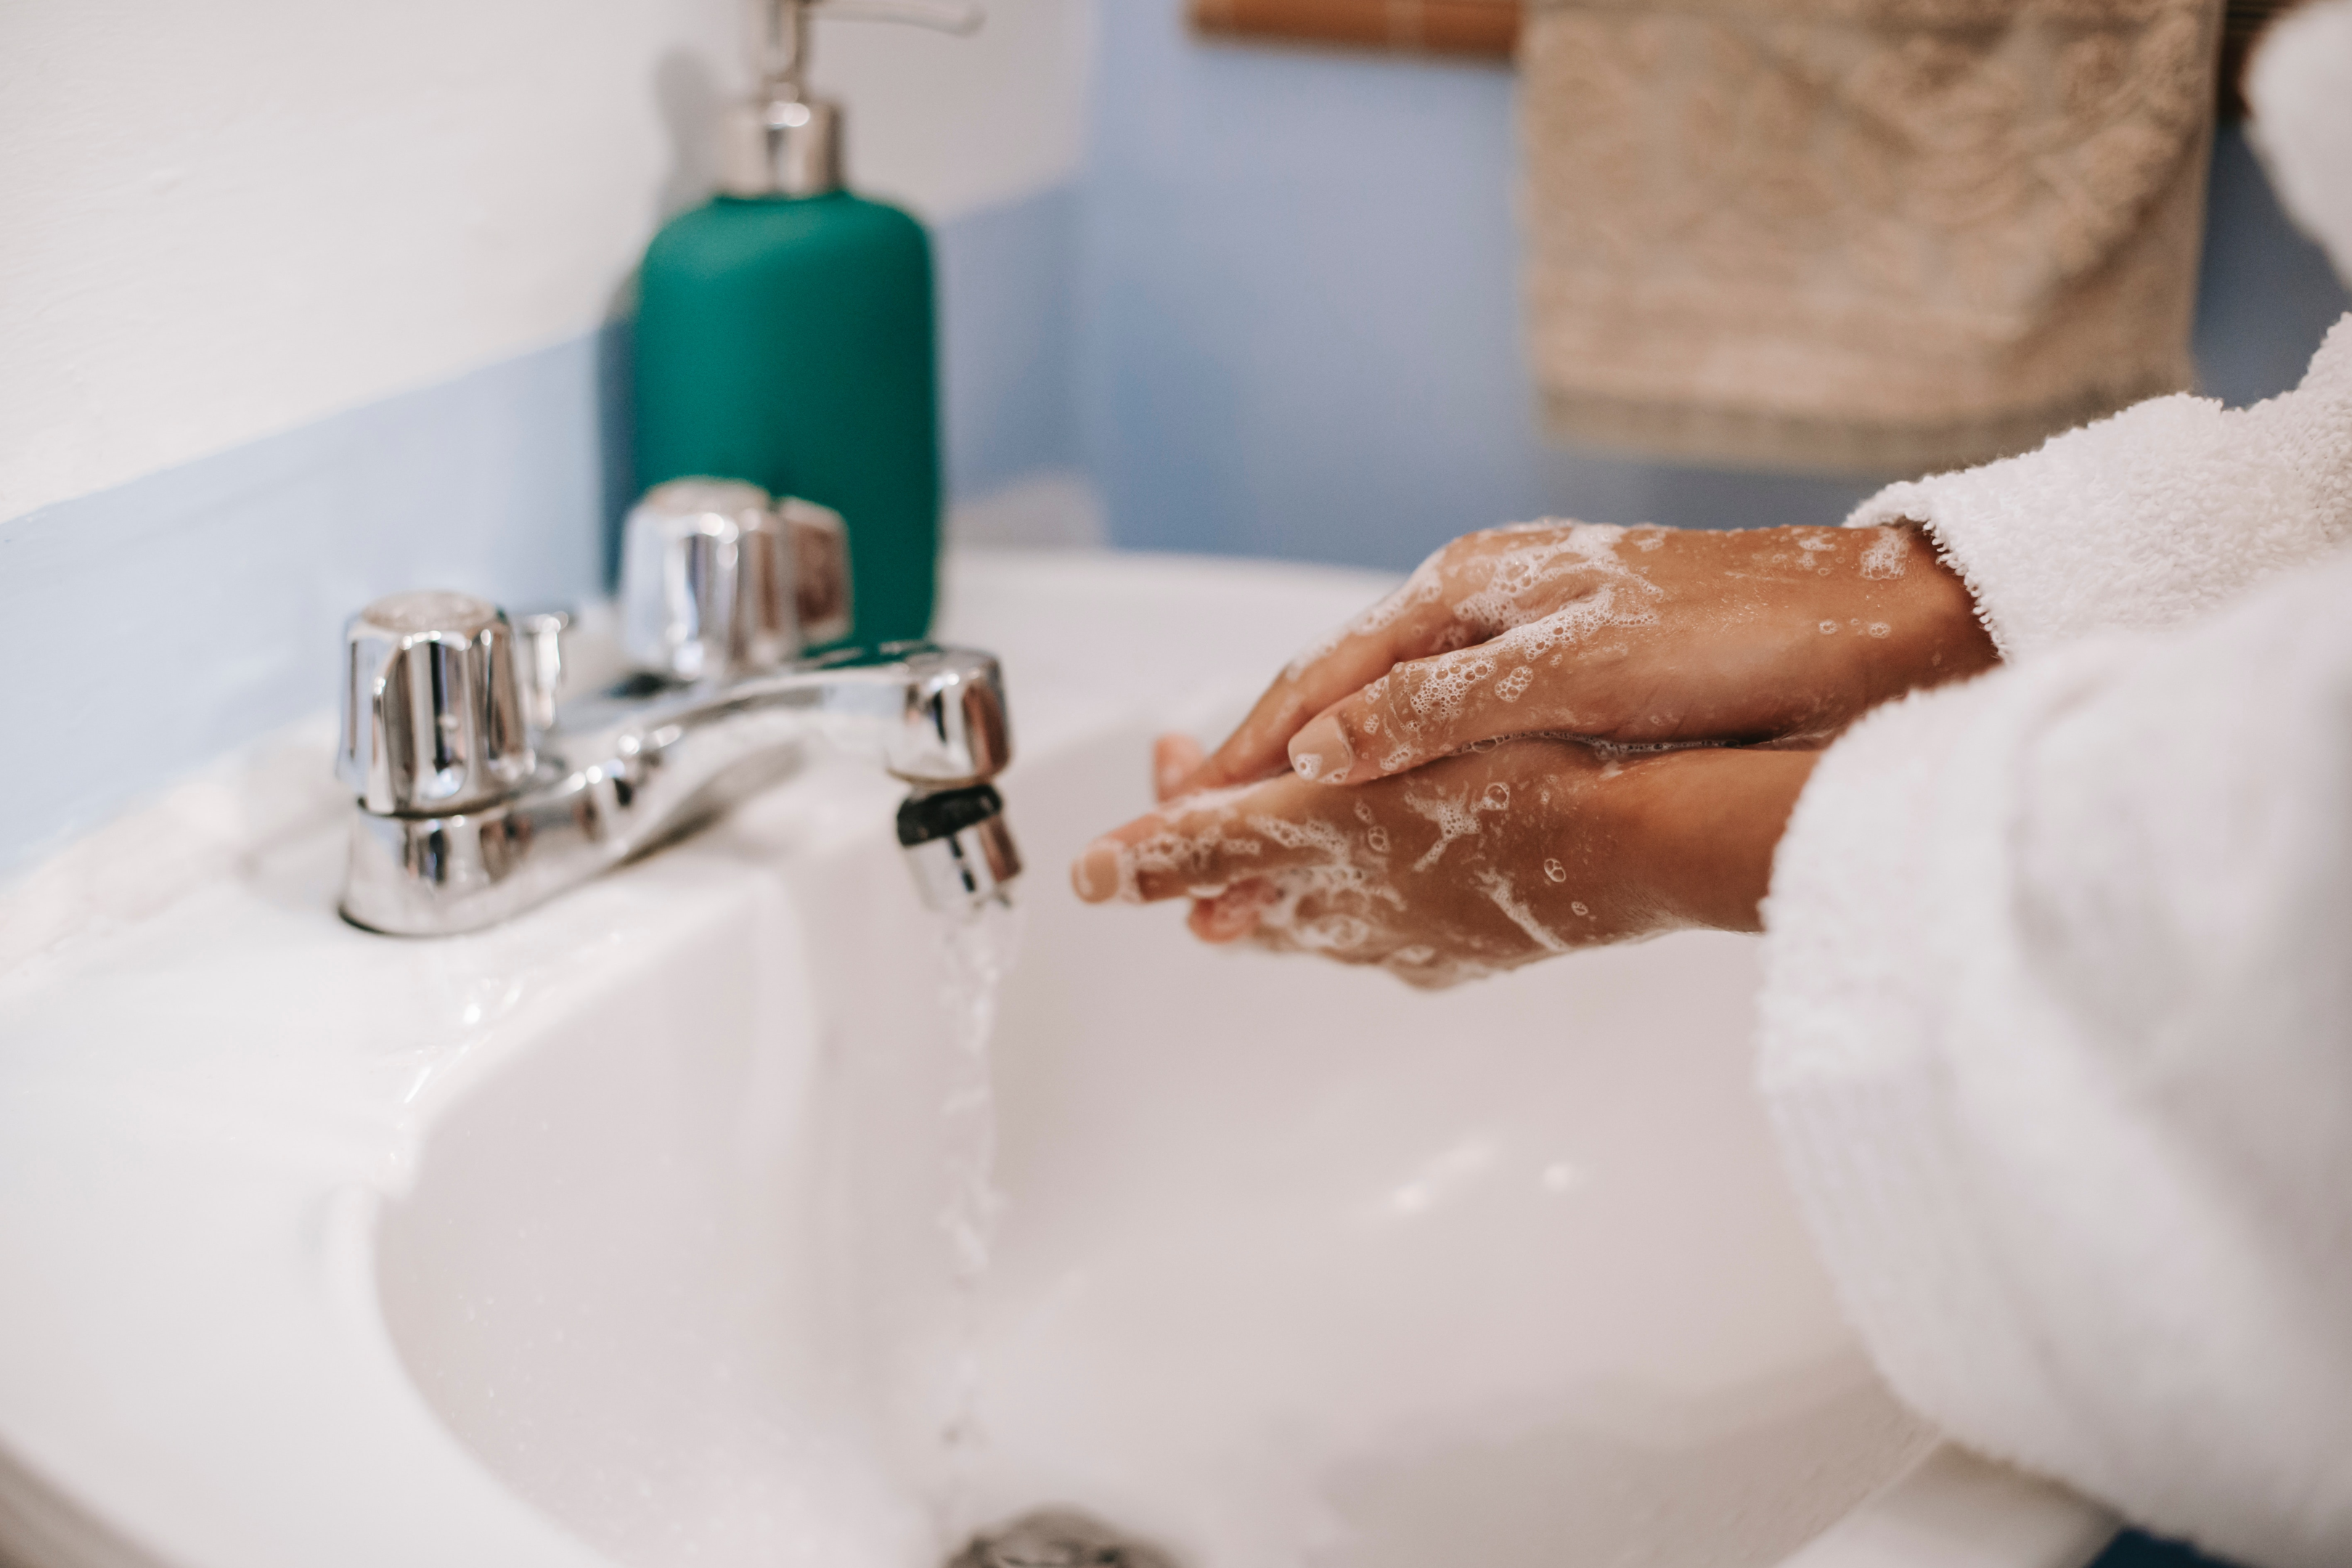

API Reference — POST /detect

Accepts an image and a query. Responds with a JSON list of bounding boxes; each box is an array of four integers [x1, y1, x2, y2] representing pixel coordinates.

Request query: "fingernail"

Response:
[[1289, 715, 1352, 783], [1071, 838, 1122, 902]]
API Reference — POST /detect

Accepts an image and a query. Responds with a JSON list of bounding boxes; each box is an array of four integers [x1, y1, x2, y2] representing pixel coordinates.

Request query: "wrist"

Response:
[[1625, 748, 1821, 933], [1887, 523, 1998, 682], [1823, 526, 1997, 720]]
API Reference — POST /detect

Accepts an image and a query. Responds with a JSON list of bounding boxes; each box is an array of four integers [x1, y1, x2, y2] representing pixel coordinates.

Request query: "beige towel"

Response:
[[1519, 0, 2224, 474]]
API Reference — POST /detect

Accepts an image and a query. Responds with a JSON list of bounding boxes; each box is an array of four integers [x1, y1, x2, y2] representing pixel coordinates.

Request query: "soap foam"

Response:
[[1403, 777, 1510, 873], [1368, 528, 1667, 751], [1098, 782, 1262, 903], [1474, 869, 1571, 954], [1294, 520, 1667, 741], [1860, 526, 1908, 580]]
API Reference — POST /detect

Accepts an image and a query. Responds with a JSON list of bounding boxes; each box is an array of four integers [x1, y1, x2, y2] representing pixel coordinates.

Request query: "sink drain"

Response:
[[949, 1508, 1181, 1568]]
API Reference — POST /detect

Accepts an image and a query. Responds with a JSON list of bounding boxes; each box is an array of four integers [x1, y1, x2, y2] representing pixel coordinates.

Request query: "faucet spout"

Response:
[[703, 641, 1012, 787], [335, 593, 1018, 936]]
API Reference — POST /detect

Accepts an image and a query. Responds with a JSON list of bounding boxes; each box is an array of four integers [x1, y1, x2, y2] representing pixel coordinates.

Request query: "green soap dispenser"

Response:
[[634, 0, 979, 646]]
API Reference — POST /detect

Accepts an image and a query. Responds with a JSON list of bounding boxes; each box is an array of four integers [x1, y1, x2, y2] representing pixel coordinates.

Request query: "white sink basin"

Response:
[[0, 552, 2114, 1568]]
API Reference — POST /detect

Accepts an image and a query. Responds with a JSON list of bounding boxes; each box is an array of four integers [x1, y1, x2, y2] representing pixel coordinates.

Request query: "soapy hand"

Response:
[[1171, 521, 1993, 793], [1074, 735, 1819, 989]]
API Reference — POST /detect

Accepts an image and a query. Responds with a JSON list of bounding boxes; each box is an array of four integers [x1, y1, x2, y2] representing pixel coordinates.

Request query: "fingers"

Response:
[[1153, 732, 1228, 933], [1285, 615, 1609, 785], [1153, 733, 1206, 802], [1170, 567, 1463, 795], [1069, 777, 1326, 905]]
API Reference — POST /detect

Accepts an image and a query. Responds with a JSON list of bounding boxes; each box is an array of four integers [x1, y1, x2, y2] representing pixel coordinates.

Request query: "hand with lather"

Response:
[[1071, 521, 1996, 981]]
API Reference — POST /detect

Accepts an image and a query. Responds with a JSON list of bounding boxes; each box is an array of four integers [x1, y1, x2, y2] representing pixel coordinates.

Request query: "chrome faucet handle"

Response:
[[514, 610, 572, 732], [338, 592, 536, 815], [622, 479, 787, 682], [780, 497, 852, 647], [621, 480, 854, 679]]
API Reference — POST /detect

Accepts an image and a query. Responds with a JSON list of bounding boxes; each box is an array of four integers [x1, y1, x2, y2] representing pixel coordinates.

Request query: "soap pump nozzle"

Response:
[[723, 0, 984, 199]]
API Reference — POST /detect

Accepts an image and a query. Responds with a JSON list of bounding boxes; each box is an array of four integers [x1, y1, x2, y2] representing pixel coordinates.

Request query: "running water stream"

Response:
[[932, 893, 1025, 1527]]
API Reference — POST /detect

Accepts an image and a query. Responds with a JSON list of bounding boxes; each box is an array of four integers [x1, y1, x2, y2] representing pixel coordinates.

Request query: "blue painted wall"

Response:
[[0, 331, 624, 878], [939, 182, 1087, 499], [2193, 126, 2352, 407]]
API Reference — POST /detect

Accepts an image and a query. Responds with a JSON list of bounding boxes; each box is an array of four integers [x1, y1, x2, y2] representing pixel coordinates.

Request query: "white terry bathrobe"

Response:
[[1756, 8, 2352, 1566]]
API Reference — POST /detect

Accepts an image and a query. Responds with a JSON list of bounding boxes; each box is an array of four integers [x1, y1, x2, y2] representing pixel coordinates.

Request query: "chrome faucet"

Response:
[[335, 479, 1018, 936]]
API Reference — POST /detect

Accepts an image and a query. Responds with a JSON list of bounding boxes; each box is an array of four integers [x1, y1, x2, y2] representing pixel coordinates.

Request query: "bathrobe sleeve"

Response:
[[1755, 546, 2352, 1568], [1845, 316, 2352, 661]]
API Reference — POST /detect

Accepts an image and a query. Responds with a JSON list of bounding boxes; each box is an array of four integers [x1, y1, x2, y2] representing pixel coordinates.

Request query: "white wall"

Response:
[[0, 0, 1092, 523]]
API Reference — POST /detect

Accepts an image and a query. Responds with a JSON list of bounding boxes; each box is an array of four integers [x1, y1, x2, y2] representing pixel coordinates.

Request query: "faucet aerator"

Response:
[[898, 783, 1022, 912]]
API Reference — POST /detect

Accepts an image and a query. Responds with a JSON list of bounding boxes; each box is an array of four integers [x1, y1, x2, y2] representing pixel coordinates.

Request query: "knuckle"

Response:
[[1390, 646, 1496, 742]]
